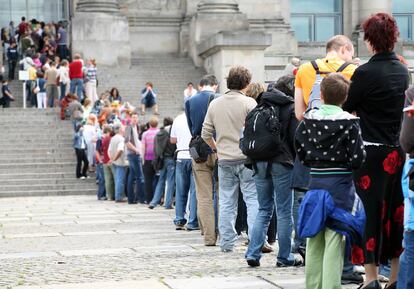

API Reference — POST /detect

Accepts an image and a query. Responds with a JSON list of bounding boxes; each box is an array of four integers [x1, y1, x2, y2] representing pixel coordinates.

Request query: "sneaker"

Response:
[[246, 259, 260, 267], [175, 223, 185, 230], [148, 205, 155, 209], [354, 265, 365, 275], [341, 272, 364, 285], [80, 176, 86, 180], [261, 242, 274, 253], [276, 256, 303, 267], [186, 226, 200, 231], [98, 197, 107, 201], [221, 248, 233, 253]]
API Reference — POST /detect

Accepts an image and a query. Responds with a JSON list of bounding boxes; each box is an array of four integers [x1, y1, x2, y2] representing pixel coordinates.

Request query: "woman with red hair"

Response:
[[343, 13, 410, 289]]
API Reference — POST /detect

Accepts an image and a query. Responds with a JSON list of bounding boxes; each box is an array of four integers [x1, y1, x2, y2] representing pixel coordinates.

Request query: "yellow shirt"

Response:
[[295, 57, 357, 105], [28, 67, 37, 81]]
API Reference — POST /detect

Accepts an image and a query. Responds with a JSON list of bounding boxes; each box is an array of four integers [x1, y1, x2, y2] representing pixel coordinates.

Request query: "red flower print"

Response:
[[381, 202, 387, 220], [358, 175, 371, 190], [352, 245, 364, 264], [366, 238, 376, 252], [383, 150, 403, 174], [384, 220, 391, 238], [394, 205, 404, 228]]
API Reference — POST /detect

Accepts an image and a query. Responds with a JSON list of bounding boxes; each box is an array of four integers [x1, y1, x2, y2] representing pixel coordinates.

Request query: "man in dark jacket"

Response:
[[149, 117, 177, 209], [245, 79, 301, 267], [7, 42, 18, 80]]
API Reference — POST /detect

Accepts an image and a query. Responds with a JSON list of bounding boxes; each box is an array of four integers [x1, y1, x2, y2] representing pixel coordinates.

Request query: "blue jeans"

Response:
[[127, 154, 145, 204], [246, 162, 294, 262], [112, 164, 126, 201], [398, 231, 414, 289], [96, 163, 106, 199], [174, 159, 198, 228], [150, 158, 175, 208], [70, 78, 84, 101], [218, 163, 258, 251], [60, 82, 67, 101]]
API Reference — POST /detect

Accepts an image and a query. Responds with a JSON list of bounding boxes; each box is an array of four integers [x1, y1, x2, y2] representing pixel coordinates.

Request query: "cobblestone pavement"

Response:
[[0, 196, 359, 289]]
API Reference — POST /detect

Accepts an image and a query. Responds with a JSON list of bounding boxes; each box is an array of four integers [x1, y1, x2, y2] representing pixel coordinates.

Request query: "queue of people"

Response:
[[53, 12, 414, 289]]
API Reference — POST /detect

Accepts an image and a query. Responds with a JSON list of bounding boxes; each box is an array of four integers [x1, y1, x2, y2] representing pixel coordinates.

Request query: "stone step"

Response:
[[0, 188, 97, 198], [0, 172, 86, 181], [0, 183, 97, 192], [1, 178, 96, 186], [0, 162, 75, 170], [0, 156, 75, 164], [0, 148, 74, 155]]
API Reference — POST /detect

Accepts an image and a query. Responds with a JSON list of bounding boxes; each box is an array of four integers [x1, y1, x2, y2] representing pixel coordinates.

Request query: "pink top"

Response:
[[33, 58, 42, 68], [142, 127, 159, 161]]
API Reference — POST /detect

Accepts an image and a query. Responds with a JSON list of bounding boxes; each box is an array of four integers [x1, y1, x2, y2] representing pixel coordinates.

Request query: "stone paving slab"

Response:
[[0, 196, 359, 288], [165, 276, 277, 289], [14, 280, 169, 289]]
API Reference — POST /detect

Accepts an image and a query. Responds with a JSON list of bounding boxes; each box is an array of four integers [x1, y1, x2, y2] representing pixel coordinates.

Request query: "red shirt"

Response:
[[18, 22, 28, 34], [69, 60, 83, 79], [102, 135, 112, 164]]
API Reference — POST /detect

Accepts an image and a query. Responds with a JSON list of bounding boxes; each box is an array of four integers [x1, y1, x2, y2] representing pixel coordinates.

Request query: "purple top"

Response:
[[142, 127, 159, 161]]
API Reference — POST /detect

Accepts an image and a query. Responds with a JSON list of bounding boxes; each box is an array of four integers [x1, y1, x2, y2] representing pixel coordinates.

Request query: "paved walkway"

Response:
[[0, 196, 356, 289]]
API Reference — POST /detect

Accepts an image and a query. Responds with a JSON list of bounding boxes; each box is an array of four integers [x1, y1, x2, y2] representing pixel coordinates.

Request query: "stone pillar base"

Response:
[[72, 12, 131, 67], [198, 31, 272, 92]]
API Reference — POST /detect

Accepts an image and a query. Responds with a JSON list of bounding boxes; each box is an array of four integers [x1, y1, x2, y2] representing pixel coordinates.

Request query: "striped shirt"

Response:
[[86, 66, 97, 82], [142, 127, 159, 161]]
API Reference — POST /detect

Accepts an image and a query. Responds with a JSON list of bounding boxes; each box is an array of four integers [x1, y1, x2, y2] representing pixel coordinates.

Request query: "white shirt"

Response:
[[170, 113, 192, 159], [183, 87, 197, 99]]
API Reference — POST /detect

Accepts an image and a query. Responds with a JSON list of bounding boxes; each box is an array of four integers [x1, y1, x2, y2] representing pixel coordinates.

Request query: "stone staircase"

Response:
[[0, 108, 97, 197], [98, 57, 207, 122], [1, 57, 207, 198]]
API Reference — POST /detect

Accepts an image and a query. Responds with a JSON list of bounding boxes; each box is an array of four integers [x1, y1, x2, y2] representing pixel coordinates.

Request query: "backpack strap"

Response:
[[337, 62, 351, 73], [311, 60, 319, 74]]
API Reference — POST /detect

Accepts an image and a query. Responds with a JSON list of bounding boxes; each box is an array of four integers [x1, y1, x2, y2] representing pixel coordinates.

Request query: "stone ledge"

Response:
[[197, 31, 272, 58]]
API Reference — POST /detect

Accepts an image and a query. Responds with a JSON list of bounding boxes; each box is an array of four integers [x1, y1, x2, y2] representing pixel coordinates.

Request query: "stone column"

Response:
[[354, 0, 393, 57], [71, 0, 131, 66], [358, 0, 391, 24], [198, 31, 272, 93], [189, 0, 249, 66]]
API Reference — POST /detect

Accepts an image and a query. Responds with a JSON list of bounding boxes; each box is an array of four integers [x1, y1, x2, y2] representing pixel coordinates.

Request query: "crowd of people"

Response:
[[63, 13, 414, 289], [2, 11, 414, 289]]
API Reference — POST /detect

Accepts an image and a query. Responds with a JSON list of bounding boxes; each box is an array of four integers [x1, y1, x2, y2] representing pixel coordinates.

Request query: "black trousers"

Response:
[[143, 160, 156, 203], [75, 148, 89, 178], [8, 60, 16, 80]]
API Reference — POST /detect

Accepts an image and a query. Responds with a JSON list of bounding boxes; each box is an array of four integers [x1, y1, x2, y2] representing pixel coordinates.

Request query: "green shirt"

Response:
[[317, 104, 343, 117]]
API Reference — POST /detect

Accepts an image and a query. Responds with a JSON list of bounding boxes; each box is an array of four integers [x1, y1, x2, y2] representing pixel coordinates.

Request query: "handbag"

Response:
[[189, 136, 211, 163], [32, 79, 40, 94], [152, 156, 164, 171]]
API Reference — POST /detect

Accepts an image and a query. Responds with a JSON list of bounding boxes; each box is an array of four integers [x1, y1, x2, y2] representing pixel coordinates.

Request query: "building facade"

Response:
[[1, 0, 412, 85]]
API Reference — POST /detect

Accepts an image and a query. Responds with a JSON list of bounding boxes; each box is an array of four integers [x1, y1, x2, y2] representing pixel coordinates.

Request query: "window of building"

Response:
[[0, 0, 68, 28], [291, 0, 342, 42], [393, 0, 414, 41]]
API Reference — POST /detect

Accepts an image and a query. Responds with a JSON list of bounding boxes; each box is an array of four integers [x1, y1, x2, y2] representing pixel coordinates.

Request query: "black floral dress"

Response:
[[351, 145, 405, 265]]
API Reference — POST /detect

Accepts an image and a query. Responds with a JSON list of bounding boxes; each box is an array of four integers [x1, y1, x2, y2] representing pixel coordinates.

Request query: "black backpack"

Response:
[[239, 99, 282, 160]]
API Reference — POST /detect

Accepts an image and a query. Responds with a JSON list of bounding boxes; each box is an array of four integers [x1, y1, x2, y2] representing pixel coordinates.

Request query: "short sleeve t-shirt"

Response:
[[2, 85, 10, 100], [142, 127, 159, 161], [101, 135, 111, 164], [170, 113, 192, 159], [295, 57, 356, 106], [108, 134, 126, 166]]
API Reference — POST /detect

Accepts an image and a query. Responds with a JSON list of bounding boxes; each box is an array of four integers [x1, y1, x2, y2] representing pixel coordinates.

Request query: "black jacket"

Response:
[[260, 88, 298, 166], [154, 125, 176, 158], [295, 112, 365, 170], [343, 51, 409, 146]]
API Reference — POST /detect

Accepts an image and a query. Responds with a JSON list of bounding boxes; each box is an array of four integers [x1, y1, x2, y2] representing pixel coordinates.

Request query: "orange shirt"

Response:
[[295, 57, 357, 105]]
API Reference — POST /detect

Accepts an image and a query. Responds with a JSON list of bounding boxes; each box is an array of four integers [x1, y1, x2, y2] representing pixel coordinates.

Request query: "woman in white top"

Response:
[[59, 60, 70, 101], [83, 114, 99, 172], [85, 59, 98, 104]]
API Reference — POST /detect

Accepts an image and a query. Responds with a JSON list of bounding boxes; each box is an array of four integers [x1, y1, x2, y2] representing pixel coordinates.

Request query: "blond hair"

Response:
[[149, 116, 158, 128], [246, 82, 265, 101]]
